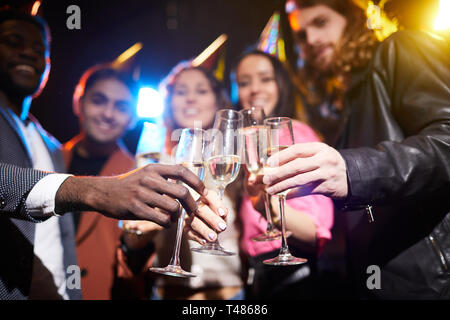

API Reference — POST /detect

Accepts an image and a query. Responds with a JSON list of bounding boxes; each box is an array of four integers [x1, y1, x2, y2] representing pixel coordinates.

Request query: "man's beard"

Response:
[[307, 45, 335, 75], [306, 58, 335, 78]]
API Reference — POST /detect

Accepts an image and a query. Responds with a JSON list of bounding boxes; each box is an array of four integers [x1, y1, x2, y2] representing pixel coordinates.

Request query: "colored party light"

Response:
[[137, 87, 164, 118]]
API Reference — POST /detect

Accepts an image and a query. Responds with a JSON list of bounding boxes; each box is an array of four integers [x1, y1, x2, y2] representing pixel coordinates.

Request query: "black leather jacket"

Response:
[[335, 30, 450, 299]]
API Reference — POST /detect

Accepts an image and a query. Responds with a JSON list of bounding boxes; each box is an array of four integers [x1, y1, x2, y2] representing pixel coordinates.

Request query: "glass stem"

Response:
[[278, 195, 290, 255], [213, 186, 225, 248], [169, 208, 185, 266], [218, 186, 225, 200], [264, 192, 275, 232]]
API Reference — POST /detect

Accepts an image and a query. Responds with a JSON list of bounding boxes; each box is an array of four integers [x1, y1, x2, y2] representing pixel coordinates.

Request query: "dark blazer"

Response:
[[0, 107, 81, 300]]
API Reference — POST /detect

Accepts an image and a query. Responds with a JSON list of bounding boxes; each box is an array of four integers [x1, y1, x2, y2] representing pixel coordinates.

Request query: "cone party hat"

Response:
[[192, 33, 228, 82], [256, 11, 286, 64]]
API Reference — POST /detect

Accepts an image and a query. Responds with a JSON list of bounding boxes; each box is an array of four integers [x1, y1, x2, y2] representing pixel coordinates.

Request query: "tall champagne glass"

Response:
[[135, 121, 165, 167], [119, 121, 165, 234], [263, 117, 307, 266], [240, 107, 286, 242], [191, 109, 243, 256], [149, 128, 206, 277]]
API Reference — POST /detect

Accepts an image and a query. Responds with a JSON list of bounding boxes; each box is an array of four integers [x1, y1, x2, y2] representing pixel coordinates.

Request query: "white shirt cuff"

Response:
[[26, 173, 73, 217]]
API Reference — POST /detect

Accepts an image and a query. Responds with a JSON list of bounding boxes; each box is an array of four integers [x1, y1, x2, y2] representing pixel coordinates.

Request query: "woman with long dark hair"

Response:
[[231, 49, 334, 299], [126, 61, 245, 300]]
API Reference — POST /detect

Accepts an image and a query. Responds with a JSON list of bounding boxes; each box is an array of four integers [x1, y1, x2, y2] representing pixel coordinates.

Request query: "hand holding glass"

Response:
[[240, 107, 287, 242], [191, 109, 242, 256], [149, 128, 206, 277], [263, 117, 307, 266], [119, 122, 165, 235]]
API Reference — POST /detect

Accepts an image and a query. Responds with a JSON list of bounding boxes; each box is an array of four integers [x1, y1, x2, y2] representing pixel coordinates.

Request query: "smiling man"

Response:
[[0, 9, 81, 300], [64, 66, 137, 182], [62, 66, 142, 299]]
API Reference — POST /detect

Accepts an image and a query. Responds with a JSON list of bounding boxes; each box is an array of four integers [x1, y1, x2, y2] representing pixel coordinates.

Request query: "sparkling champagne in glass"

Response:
[[191, 109, 243, 256], [240, 107, 284, 242], [263, 117, 307, 266], [149, 128, 206, 277]]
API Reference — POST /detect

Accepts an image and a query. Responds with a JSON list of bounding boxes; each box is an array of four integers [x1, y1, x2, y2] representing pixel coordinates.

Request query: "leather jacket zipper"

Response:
[[365, 205, 374, 223], [428, 234, 449, 273]]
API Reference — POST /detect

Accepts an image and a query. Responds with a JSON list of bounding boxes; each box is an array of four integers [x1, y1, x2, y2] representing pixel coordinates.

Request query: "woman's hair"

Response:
[[292, 0, 378, 103], [231, 50, 298, 119], [161, 62, 231, 131], [73, 64, 139, 111]]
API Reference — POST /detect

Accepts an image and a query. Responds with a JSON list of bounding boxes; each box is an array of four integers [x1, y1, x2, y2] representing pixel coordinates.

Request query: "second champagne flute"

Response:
[[191, 109, 242, 256], [240, 107, 285, 242], [119, 122, 166, 235], [149, 128, 206, 277], [263, 117, 307, 266]]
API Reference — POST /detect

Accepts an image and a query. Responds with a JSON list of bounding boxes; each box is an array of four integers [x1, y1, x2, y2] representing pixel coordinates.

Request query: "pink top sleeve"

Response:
[[239, 121, 334, 257]]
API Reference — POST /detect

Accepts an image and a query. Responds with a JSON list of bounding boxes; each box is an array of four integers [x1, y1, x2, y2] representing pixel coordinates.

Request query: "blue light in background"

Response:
[[137, 87, 164, 118]]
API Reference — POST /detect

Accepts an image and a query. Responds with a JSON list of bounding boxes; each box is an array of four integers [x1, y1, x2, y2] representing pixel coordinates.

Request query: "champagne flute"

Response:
[[120, 121, 166, 234], [240, 107, 287, 242], [263, 117, 307, 266], [149, 128, 206, 277], [191, 109, 242, 256], [135, 121, 165, 167]]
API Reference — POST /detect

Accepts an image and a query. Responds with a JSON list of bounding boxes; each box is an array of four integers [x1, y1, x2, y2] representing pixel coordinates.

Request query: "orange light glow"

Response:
[[288, 11, 300, 32], [31, 1, 41, 16]]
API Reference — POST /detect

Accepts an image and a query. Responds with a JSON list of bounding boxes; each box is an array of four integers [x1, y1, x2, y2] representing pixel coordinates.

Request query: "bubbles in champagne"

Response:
[[206, 155, 240, 188], [243, 125, 268, 175]]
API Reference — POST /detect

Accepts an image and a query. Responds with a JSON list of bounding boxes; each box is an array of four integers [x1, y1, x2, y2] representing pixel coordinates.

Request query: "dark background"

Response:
[[24, 0, 289, 153]]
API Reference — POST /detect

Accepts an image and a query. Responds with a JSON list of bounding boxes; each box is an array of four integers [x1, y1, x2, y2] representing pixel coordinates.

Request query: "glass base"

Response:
[[191, 242, 235, 256], [263, 252, 307, 266], [149, 264, 197, 278], [252, 230, 292, 242]]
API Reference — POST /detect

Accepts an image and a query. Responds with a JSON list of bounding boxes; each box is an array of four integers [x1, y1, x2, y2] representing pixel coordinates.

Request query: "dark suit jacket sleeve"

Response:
[[0, 162, 51, 222], [340, 31, 450, 208]]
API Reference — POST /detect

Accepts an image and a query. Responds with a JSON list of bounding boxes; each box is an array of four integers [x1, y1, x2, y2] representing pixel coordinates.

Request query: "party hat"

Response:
[[110, 42, 143, 81], [192, 33, 228, 81], [256, 11, 287, 63], [159, 33, 228, 101], [0, 0, 42, 15]]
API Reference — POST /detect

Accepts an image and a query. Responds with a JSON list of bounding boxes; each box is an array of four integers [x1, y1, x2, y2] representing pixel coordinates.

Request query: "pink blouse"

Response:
[[239, 121, 334, 257]]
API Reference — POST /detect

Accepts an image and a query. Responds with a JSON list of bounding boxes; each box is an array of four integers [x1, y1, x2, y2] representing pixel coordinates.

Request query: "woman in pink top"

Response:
[[232, 50, 334, 299]]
